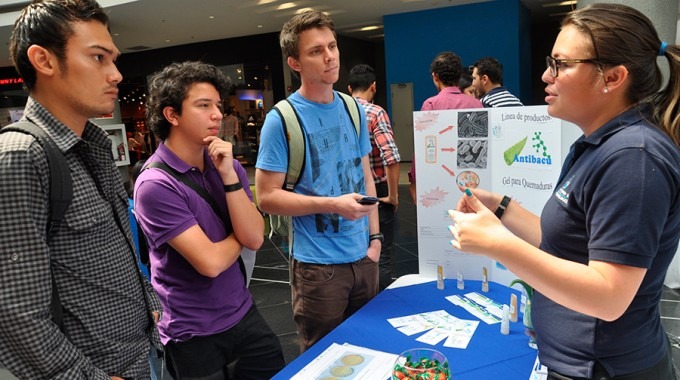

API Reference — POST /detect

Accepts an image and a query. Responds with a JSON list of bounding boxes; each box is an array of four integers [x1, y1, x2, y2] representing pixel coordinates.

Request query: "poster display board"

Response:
[[412, 105, 581, 286]]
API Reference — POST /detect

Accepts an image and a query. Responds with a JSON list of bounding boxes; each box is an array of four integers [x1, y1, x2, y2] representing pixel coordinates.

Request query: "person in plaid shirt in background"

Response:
[[348, 64, 401, 290]]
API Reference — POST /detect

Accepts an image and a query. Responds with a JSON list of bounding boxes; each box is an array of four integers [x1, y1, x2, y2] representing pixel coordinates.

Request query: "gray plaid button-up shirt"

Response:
[[0, 98, 160, 379]]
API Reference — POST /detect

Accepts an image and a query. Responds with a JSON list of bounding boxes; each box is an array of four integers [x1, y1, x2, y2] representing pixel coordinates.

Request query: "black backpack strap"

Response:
[[145, 162, 230, 229], [2, 123, 72, 242], [134, 213, 150, 271], [144, 161, 247, 284], [1, 122, 73, 338]]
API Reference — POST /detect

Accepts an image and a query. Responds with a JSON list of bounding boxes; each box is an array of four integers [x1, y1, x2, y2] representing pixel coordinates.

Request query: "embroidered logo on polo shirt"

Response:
[[555, 177, 572, 204]]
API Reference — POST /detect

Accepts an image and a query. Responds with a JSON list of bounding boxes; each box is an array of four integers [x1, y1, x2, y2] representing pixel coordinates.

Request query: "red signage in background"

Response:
[[95, 112, 114, 119], [0, 78, 23, 86]]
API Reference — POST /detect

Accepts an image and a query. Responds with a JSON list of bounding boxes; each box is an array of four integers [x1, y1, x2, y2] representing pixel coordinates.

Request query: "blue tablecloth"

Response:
[[273, 279, 538, 379]]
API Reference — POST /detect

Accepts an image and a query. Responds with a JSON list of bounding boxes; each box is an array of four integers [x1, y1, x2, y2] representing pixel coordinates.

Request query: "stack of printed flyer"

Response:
[[291, 342, 397, 380], [445, 292, 505, 324], [387, 309, 479, 349]]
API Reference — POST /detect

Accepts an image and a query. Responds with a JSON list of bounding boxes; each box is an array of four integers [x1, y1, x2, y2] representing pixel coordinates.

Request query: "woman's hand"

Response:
[[455, 186, 502, 214], [448, 188, 513, 256]]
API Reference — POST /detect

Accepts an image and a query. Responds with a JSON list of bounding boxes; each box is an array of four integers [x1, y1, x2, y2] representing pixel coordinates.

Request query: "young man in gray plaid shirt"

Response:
[[0, 1, 161, 378]]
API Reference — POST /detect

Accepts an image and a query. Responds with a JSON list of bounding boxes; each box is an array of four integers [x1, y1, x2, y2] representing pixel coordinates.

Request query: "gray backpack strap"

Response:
[[269, 100, 300, 247], [267, 94, 361, 248], [273, 92, 360, 192], [272, 99, 306, 191], [337, 92, 362, 136]]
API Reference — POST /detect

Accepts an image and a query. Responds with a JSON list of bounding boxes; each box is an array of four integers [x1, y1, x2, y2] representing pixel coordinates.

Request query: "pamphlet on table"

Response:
[[290, 342, 397, 380]]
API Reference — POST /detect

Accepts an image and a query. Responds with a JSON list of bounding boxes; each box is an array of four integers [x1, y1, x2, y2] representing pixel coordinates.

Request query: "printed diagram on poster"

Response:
[[412, 106, 581, 285]]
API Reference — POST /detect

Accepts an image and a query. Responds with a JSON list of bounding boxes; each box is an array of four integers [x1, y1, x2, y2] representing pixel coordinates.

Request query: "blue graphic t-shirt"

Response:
[[256, 91, 371, 264]]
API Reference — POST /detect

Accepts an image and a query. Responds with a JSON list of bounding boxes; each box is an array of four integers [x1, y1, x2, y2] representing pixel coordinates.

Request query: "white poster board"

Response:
[[101, 124, 130, 166], [412, 105, 581, 286]]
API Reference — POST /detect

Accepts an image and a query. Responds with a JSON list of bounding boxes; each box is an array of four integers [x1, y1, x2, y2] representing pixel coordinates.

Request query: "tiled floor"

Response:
[[1, 164, 678, 379]]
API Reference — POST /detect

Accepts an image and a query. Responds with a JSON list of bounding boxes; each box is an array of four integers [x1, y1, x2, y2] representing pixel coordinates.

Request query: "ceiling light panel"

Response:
[[541, 1, 576, 8]]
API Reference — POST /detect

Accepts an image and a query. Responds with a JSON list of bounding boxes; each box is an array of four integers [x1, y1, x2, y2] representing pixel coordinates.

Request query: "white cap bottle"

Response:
[[500, 304, 510, 335]]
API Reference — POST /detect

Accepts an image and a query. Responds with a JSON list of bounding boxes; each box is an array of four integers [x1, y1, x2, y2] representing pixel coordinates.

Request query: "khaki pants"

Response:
[[290, 256, 378, 352]]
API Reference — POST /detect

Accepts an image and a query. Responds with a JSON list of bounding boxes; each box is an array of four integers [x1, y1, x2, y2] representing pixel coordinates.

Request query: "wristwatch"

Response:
[[494, 195, 511, 219], [223, 181, 243, 193], [369, 233, 384, 243]]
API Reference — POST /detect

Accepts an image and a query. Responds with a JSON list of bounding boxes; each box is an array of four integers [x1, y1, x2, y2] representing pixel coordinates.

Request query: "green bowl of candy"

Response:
[[392, 348, 450, 379]]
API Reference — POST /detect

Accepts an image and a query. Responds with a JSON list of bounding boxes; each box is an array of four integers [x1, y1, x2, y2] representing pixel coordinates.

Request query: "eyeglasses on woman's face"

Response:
[[546, 56, 599, 78]]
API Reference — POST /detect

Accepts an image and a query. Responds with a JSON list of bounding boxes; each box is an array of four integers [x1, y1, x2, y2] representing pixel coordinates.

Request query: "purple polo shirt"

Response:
[[134, 143, 253, 344], [421, 86, 482, 111]]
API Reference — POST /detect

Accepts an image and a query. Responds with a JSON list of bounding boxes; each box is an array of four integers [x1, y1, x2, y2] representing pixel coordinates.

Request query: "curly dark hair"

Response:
[[146, 61, 231, 141], [9, 0, 109, 91], [430, 51, 463, 87]]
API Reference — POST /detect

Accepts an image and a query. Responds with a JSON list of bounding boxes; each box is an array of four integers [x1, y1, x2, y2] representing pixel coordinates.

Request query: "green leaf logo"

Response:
[[504, 137, 527, 166]]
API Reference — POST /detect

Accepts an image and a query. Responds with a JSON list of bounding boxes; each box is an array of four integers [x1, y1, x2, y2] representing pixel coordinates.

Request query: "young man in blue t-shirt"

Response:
[[256, 11, 381, 352]]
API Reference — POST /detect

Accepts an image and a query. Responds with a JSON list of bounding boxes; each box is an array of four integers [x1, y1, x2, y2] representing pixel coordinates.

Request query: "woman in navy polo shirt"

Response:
[[449, 4, 680, 379]]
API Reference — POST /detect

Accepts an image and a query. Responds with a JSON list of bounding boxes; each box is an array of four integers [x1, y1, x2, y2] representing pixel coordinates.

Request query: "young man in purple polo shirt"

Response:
[[134, 61, 284, 380]]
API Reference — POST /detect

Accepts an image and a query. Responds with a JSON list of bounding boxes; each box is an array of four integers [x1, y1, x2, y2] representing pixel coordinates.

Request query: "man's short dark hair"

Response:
[[458, 71, 473, 90], [473, 57, 504, 85], [146, 61, 231, 141], [9, 0, 109, 91], [348, 64, 376, 93], [430, 52, 463, 87]]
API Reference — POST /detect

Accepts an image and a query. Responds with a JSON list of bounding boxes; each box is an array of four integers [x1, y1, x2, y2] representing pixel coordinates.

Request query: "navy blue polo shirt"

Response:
[[534, 104, 680, 377]]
